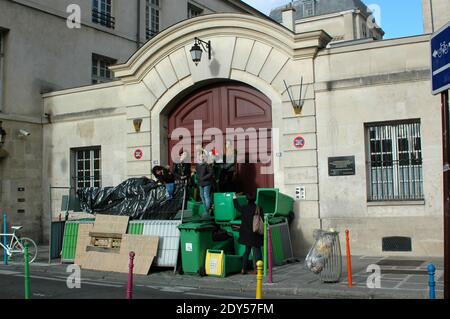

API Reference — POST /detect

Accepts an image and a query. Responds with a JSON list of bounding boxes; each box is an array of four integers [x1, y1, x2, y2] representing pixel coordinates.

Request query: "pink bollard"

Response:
[[127, 251, 135, 299], [267, 224, 273, 284]]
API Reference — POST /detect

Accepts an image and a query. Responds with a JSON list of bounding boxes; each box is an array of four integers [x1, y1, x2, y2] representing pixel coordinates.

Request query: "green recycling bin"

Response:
[[174, 209, 209, 223], [256, 188, 294, 218], [220, 220, 254, 269], [179, 222, 215, 274], [214, 193, 248, 223], [187, 200, 206, 217], [269, 224, 284, 266], [178, 221, 233, 275]]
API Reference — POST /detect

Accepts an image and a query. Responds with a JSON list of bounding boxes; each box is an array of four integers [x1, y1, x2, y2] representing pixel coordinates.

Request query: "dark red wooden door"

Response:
[[168, 82, 274, 194]]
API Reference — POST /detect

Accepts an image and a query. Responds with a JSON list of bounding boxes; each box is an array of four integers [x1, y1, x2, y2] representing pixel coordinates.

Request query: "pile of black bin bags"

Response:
[[76, 177, 185, 220]]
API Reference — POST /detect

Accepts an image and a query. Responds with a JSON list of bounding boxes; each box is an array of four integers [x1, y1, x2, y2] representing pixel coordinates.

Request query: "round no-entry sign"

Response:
[[293, 136, 306, 149], [134, 149, 143, 160]]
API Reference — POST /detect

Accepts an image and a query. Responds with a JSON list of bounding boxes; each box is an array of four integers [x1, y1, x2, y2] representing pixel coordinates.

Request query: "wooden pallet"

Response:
[[88, 232, 123, 251]]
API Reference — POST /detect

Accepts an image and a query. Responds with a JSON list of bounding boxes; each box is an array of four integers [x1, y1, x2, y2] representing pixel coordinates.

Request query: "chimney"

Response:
[[281, 4, 296, 32]]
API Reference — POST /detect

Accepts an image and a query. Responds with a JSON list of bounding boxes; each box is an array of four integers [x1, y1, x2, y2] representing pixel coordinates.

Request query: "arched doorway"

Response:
[[168, 82, 274, 195]]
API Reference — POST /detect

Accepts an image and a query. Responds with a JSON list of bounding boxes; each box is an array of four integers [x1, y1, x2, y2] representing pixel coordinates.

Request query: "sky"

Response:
[[242, 0, 424, 39]]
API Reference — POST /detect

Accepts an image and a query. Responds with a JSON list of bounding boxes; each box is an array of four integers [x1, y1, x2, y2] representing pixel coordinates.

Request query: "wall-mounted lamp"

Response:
[[190, 37, 211, 66], [0, 121, 6, 146], [133, 118, 143, 133]]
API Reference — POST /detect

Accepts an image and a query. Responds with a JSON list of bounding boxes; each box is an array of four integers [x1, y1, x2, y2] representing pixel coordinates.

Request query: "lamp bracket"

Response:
[[195, 37, 211, 60], [284, 76, 309, 115]]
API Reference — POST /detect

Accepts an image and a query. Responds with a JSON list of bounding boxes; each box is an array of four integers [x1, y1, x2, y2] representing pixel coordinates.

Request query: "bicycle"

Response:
[[438, 41, 449, 58], [0, 226, 38, 264]]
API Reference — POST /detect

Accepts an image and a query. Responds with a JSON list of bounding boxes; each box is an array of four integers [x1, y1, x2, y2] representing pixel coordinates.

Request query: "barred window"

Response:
[[188, 3, 203, 18], [92, 54, 116, 84], [92, 0, 115, 29], [146, 0, 160, 39], [72, 147, 102, 190], [367, 121, 424, 201]]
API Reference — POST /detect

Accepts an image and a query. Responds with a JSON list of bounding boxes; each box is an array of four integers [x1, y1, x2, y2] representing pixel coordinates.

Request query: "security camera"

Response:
[[18, 129, 31, 137]]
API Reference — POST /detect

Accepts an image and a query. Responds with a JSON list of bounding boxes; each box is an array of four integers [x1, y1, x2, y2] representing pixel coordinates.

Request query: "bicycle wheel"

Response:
[[11, 238, 38, 264]]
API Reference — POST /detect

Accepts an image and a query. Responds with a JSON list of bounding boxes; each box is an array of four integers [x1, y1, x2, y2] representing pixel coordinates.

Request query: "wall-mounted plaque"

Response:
[[328, 156, 356, 176]]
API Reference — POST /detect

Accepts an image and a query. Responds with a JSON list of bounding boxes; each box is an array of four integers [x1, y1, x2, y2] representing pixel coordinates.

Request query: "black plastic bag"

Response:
[[76, 177, 186, 220]]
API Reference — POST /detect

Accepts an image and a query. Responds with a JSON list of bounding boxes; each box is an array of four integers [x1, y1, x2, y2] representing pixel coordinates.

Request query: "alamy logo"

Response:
[[66, 264, 81, 289], [170, 120, 280, 175], [366, 264, 381, 289], [67, 4, 81, 29]]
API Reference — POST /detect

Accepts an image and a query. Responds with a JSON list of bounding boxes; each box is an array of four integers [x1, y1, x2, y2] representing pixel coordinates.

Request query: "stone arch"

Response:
[[115, 13, 330, 187]]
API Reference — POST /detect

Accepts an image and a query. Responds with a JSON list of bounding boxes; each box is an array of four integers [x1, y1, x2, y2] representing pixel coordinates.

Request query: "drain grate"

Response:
[[376, 259, 425, 267], [382, 237, 412, 252]]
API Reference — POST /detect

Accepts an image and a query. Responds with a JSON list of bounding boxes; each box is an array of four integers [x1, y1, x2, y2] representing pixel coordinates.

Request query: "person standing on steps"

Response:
[[233, 193, 263, 274], [173, 150, 192, 208], [196, 152, 214, 217]]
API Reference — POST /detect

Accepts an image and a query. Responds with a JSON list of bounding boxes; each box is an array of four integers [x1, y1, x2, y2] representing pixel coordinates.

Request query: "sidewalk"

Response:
[[142, 255, 445, 299], [2, 250, 444, 299]]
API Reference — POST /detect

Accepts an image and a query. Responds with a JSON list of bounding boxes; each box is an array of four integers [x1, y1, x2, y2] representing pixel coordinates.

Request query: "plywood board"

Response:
[[74, 224, 94, 266], [76, 215, 158, 275], [121, 235, 159, 275], [81, 252, 129, 273], [80, 235, 159, 275], [91, 215, 129, 234]]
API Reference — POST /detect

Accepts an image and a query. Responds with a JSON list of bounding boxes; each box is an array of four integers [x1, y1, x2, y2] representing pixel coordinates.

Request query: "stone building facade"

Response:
[[42, 6, 449, 256], [0, 0, 262, 242]]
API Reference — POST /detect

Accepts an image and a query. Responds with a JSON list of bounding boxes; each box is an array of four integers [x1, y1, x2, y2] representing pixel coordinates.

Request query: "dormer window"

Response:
[[303, 0, 315, 17]]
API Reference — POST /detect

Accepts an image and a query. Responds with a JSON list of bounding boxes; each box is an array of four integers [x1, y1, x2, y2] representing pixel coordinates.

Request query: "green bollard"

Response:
[[263, 214, 268, 278], [24, 243, 30, 300]]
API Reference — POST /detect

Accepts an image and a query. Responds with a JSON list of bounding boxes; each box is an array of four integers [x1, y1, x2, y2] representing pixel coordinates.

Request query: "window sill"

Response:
[[367, 200, 425, 207]]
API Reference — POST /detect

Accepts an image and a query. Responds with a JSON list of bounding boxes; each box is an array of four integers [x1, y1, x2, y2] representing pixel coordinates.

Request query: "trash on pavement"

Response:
[[305, 229, 342, 283]]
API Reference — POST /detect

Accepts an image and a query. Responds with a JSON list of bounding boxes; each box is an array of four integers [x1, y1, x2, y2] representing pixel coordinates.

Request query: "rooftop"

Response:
[[269, 0, 371, 22]]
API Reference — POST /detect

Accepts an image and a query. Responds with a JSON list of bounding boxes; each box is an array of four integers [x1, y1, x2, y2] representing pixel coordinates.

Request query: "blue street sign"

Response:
[[431, 22, 450, 95]]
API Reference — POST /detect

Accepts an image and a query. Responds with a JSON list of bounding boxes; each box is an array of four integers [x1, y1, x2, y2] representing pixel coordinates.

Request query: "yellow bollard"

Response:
[[256, 260, 263, 300]]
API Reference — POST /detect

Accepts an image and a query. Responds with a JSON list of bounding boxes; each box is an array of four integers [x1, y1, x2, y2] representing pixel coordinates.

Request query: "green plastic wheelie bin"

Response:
[[178, 221, 233, 275], [256, 188, 294, 218], [187, 200, 206, 217], [213, 193, 248, 223], [220, 220, 255, 269]]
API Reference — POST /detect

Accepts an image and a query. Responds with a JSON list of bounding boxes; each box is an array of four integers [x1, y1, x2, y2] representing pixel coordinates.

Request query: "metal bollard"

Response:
[[256, 260, 263, 300], [127, 251, 135, 300], [267, 224, 273, 284], [428, 264, 436, 299], [24, 243, 30, 300], [3, 214, 7, 265], [345, 230, 353, 288]]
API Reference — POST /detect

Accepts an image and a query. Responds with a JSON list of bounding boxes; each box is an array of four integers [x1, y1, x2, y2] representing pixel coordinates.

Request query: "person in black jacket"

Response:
[[152, 165, 176, 199], [233, 193, 263, 274], [173, 151, 191, 182], [195, 152, 214, 216]]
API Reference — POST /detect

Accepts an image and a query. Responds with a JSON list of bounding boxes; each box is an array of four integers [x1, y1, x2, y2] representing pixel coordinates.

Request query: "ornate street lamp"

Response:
[[0, 121, 6, 146], [190, 37, 211, 66]]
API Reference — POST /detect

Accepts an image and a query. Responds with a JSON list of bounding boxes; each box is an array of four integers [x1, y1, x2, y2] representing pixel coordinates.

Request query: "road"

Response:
[[0, 268, 296, 300]]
